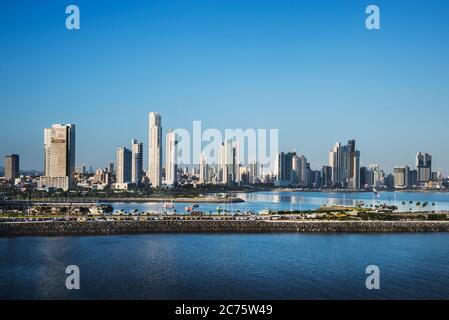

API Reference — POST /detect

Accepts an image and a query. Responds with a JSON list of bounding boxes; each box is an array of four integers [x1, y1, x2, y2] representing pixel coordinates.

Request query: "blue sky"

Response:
[[1, 0, 448, 174]]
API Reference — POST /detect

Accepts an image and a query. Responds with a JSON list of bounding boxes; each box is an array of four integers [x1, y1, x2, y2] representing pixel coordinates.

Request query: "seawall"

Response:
[[2, 220, 449, 236]]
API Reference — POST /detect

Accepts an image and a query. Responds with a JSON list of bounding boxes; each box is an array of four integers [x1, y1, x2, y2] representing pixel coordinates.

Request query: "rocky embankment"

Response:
[[2, 220, 449, 236]]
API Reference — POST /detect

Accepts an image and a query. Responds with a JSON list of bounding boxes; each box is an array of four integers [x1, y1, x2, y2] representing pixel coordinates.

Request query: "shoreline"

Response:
[[2, 220, 449, 237], [99, 197, 245, 204]]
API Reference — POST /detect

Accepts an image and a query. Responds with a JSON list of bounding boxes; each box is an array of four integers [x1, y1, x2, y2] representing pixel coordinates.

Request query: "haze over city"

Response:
[[1, 0, 448, 174]]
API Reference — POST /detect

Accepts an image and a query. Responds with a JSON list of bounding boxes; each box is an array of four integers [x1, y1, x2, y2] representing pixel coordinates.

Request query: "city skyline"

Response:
[[1, 114, 444, 190], [1, 1, 449, 173], [0, 113, 447, 178]]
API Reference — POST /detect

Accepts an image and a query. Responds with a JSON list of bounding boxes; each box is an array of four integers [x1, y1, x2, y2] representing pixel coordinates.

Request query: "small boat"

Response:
[[193, 203, 200, 208], [185, 206, 193, 212]]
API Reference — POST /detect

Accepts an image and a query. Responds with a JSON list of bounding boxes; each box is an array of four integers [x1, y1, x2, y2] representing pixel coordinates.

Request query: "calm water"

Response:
[[112, 191, 449, 214], [1, 233, 449, 300]]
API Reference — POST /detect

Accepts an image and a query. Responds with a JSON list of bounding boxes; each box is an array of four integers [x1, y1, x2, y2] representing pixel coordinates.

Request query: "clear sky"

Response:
[[1, 0, 448, 174]]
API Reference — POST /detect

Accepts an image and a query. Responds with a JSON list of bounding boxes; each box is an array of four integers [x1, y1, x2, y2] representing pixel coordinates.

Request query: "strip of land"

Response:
[[98, 197, 245, 203], [2, 220, 449, 236]]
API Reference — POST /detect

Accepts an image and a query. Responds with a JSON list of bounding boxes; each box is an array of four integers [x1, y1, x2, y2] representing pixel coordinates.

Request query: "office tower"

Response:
[[292, 154, 308, 186], [348, 140, 359, 188], [312, 170, 322, 188], [39, 124, 76, 191], [321, 166, 332, 188], [4, 154, 20, 181], [291, 155, 300, 185], [240, 166, 250, 185], [384, 174, 395, 189], [394, 166, 410, 189], [149, 112, 162, 187], [306, 162, 313, 186], [369, 164, 384, 188], [275, 152, 294, 186], [360, 166, 368, 188], [432, 172, 441, 182], [131, 139, 143, 184], [199, 153, 209, 184], [249, 161, 259, 185], [116, 147, 132, 184], [108, 162, 115, 175], [416, 152, 432, 184], [329, 142, 343, 186], [409, 169, 418, 187], [44, 128, 51, 175], [351, 150, 361, 189], [329, 140, 360, 189], [219, 140, 240, 185], [165, 130, 178, 187]]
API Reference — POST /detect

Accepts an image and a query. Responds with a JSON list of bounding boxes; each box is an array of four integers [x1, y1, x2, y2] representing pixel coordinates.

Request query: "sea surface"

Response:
[[1, 233, 449, 300], [111, 191, 449, 214]]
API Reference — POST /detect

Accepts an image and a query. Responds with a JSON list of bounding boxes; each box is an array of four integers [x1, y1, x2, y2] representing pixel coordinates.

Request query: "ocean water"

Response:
[[111, 191, 449, 214], [1, 233, 449, 300]]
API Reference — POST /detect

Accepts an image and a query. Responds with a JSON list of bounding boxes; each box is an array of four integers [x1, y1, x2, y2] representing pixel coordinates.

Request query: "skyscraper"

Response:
[[108, 162, 115, 175], [351, 150, 361, 189], [4, 154, 19, 181], [329, 140, 360, 189], [321, 165, 332, 188], [44, 128, 51, 175], [416, 152, 432, 184], [292, 154, 308, 186], [329, 142, 343, 186], [131, 139, 143, 184], [165, 129, 178, 187], [199, 153, 209, 184], [39, 124, 76, 191], [394, 166, 410, 189], [369, 164, 384, 188], [275, 152, 294, 186], [219, 140, 240, 185], [149, 112, 162, 187], [248, 160, 259, 185], [116, 147, 132, 184]]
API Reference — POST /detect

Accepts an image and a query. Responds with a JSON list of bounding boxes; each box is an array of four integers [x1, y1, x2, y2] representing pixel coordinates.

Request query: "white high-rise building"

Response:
[[165, 129, 177, 187], [116, 147, 132, 184], [329, 140, 360, 189], [39, 124, 76, 191], [131, 139, 143, 184], [394, 165, 410, 189], [44, 128, 52, 176], [370, 164, 384, 188], [199, 153, 209, 184], [249, 161, 259, 184], [149, 112, 162, 187], [292, 154, 308, 186], [219, 140, 240, 185]]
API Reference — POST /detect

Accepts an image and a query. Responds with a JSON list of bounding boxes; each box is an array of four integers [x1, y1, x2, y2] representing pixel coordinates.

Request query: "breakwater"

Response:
[[2, 220, 449, 236]]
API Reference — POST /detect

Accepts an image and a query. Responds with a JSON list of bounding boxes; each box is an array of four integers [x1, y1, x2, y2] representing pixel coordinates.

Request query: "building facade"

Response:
[[131, 139, 143, 184], [329, 140, 361, 189], [416, 152, 432, 184], [165, 129, 178, 187], [4, 154, 20, 181], [39, 124, 76, 191], [116, 147, 132, 184], [394, 165, 410, 189], [149, 112, 162, 187]]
